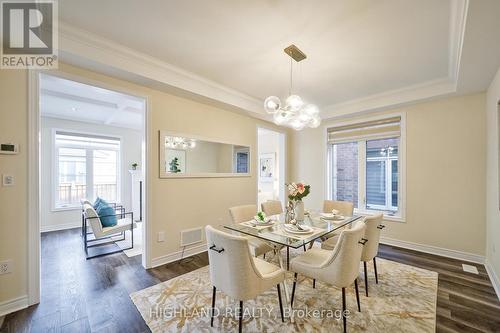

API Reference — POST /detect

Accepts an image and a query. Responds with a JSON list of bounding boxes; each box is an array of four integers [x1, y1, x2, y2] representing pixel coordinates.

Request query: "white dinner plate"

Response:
[[282, 224, 314, 234], [320, 213, 345, 221]]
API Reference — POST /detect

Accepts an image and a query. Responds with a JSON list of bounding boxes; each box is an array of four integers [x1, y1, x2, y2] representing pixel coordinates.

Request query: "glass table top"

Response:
[[224, 213, 363, 249]]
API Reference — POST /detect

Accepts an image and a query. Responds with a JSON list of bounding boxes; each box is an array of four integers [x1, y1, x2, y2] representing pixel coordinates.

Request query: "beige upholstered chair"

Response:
[[229, 204, 276, 258], [290, 222, 367, 333], [321, 213, 385, 296], [360, 213, 385, 296], [313, 200, 355, 249], [261, 200, 283, 217], [323, 200, 354, 215], [205, 226, 286, 332]]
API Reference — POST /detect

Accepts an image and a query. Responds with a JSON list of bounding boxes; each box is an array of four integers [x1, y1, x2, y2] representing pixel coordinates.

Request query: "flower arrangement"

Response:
[[286, 182, 310, 201]]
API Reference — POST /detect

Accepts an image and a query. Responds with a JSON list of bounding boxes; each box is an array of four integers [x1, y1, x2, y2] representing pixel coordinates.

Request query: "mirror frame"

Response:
[[159, 130, 252, 178]]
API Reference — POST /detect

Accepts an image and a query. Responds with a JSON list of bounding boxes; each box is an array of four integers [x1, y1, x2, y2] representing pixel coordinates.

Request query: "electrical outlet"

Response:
[[157, 231, 165, 242], [2, 175, 14, 187], [0, 260, 13, 275]]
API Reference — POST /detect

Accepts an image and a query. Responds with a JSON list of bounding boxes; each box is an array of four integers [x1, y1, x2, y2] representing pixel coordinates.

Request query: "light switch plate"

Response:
[[2, 175, 14, 186], [158, 231, 165, 242]]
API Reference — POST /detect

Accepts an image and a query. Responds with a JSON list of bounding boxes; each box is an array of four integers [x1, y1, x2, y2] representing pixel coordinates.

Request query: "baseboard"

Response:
[[151, 243, 207, 268], [40, 221, 80, 233], [485, 260, 500, 301], [380, 237, 485, 264], [0, 295, 28, 317]]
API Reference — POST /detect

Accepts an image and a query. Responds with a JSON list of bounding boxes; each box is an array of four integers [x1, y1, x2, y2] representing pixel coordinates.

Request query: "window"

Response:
[[327, 116, 404, 217], [54, 131, 120, 209]]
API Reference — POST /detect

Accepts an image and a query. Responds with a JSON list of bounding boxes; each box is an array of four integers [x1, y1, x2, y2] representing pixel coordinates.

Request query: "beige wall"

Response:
[[486, 68, 500, 282], [0, 70, 28, 304], [0, 64, 291, 306], [291, 93, 487, 256]]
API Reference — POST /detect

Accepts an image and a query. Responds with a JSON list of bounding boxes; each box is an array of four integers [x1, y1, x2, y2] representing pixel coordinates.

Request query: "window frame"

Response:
[[51, 129, 122, 211], [325, 113, 406, 222]]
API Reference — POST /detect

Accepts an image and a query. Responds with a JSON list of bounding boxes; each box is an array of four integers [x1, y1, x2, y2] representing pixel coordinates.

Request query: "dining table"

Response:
[[224, 211, 363, 318]]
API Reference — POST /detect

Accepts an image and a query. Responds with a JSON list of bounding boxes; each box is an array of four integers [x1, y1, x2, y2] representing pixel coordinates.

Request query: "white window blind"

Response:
[[327, 116, 401, 144]]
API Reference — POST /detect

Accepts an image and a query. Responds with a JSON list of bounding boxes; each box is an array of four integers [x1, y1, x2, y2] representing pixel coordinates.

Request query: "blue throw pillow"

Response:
[[93, 197, 110, 211], [96, 203, 117, 227]]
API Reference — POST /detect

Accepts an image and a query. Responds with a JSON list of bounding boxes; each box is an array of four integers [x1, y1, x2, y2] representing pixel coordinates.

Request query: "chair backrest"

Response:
[[361, 213, 384, 262], [229, 204, 256, 223], [261, 200, 283, 216], [205, 225, 266, 300], [320, 222, 367, 288], [80, 199, 92, 207], [83, 203, 103, 237], [323, 200, 354, 216]]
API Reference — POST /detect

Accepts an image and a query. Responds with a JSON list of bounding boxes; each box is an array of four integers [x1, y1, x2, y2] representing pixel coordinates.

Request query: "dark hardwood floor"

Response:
[[1, 228, 499, 332]]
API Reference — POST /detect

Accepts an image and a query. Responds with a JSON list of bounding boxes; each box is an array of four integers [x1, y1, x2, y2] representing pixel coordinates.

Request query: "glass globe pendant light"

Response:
[[263, 44, 321, 130]]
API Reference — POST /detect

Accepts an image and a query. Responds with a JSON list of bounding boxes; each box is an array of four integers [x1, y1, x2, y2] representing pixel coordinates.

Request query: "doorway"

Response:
[[257, 127, 286, 208], [28, 70, 150, 305]]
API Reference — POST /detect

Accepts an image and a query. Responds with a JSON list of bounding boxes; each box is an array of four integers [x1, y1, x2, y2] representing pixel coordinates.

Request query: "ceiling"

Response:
[[56, 0, 500, 120], [40, 74, 145, 130]]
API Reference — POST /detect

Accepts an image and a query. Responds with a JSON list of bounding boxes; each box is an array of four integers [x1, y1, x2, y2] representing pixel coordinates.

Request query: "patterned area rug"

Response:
[[131, 255, 437, 332]]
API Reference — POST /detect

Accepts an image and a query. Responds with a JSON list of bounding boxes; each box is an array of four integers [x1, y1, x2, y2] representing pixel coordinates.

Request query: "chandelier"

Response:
[[264, 44, 321, 130], [165, 136, 196, 149]]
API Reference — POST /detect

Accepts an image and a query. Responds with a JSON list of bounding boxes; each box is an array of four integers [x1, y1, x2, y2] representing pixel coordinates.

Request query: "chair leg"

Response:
[[263, 253, 266, 260], [286, 247, 290, 270], [239, 300, 243, 333], [354, 279, 361, 312], [363, 261, 369, 297], [291, 273, 297, 307], [313, 279, 316, 289], [303, 244, 307, 252], [277, 284, 284, 322], [308, 241, 314, 249], [342, 287, 347, 333], [211, 286, 216, 327], [373, 257, 378, 284]]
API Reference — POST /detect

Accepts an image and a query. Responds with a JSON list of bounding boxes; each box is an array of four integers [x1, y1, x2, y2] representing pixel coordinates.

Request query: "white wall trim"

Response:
[[151, 243, 208, 268], [58, 23, 264, 116], [40, 222, 81, 233], [381, 236, 485, 264], [28, 70, 41, 306], [0, 295, 28, 317], [485, 260, 500, 301]]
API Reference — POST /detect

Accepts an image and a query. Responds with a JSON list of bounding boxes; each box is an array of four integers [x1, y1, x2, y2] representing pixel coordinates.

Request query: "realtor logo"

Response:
[[1, 0, 58, 69]]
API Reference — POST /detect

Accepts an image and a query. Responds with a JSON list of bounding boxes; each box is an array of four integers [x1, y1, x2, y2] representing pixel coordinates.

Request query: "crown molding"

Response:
[[321, 77, 456, 119], [58, 23, 265, 116], [57, 0, 469, 121]]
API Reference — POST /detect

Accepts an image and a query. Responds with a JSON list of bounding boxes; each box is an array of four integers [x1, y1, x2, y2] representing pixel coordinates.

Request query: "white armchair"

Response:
[[290, 222, 367, 333], [229, 204, 277, 258], [205, 226, 286, 332], [82, 203, 136, 259]]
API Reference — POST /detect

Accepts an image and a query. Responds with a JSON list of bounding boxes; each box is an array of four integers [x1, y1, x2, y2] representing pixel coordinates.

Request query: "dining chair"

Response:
[[310, 199, 355, 250], [321, 214, 385, 296], [205, 226, 286, 333], [261, 200, 283, 217], [290, 222, 367, 333], [359, 213, 385, 296], [323, 200, 354, 216], [229, 204, 276, 258]]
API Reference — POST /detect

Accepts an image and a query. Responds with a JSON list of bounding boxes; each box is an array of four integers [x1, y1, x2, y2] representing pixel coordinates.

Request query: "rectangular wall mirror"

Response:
[[159, 131, 251, 178]]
